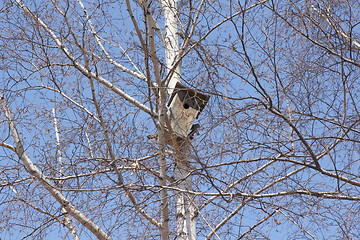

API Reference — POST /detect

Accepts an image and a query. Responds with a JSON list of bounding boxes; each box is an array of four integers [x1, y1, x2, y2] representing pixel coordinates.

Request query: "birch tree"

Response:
[[1, 0, 360, 239]]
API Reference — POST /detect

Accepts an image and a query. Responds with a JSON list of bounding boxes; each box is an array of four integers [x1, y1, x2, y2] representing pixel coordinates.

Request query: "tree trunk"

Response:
[[160, 0, 197, 238], [174, 141, 197, 240]]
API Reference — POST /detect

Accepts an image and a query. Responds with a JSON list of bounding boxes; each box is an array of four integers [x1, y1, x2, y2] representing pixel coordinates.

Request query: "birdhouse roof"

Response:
[[168, 82, 210, 112]]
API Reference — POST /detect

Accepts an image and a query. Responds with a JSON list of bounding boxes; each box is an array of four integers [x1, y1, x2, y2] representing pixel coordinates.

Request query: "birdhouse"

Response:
[[167, 82, 210, 138]]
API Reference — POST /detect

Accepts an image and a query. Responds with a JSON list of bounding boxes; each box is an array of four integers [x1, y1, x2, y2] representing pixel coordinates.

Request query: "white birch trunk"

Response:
[[174, 142, 197, 240], [160, 0, 182, 96], [160, 0, 197, 239], [52, 108, 80, 240]]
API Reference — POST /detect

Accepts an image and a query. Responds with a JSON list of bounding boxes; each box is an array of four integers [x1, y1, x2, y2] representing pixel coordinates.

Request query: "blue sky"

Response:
[[0, 0, 359, 239]]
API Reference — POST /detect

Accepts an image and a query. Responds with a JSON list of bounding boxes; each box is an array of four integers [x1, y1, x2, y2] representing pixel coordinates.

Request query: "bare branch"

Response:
[[14, 0, 157, 117], [0, 94, 112, 240]]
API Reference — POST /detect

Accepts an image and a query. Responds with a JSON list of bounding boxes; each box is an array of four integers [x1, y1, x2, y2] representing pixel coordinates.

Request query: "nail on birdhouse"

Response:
[[167, 82, 210, 138]]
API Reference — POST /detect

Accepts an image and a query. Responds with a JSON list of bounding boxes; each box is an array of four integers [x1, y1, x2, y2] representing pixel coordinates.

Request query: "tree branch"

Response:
[[0, 94, 112, 240], [14, 0, 157, 118]]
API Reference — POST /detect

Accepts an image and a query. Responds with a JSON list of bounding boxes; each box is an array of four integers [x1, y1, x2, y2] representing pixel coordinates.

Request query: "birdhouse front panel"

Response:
[[168, 95, 198, 137]]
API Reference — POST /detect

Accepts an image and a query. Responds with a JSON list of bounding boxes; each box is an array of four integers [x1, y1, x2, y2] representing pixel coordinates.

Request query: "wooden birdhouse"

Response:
[[167, 82, 210, 138]]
